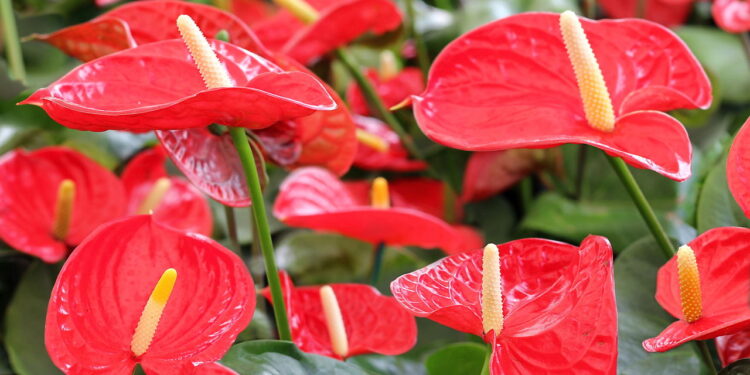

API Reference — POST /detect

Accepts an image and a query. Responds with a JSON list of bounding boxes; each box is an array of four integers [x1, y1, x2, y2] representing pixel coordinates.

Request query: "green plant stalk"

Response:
[[480, 344, 492, 375], [606, 155, 674, 259], [583, 0, 596, 18], [697, 341, 718, 375], [370, 242, 386, 286], [574, 146, 588, 200], [223, 205, 240, 253], [334, 48, 422, 159], [229, 127, 292, 341], [635, 0, 646, 18], [404, 0, 430, 78], [0, 0, 26, 84], [741, 32, 750, 67]]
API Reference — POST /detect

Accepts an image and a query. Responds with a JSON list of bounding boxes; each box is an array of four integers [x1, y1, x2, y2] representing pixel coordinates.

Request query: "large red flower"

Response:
[[352, 115, 426, 172], [346, 67, 424, 116], [460, 149, 550, 203], [0, 147, 125, 263], [390, 236, 617, 374], [121, 145, 213, 236], [411, 12, 710, 181], [243, 0, 402, 64], [713, 0, 750, 33], [20, 38, 335, 132], [727, 117, 750, 219], [643, 227, 750, 352], [273, 167, 483, 254], [262, 272, 416, 359], [716, 329, 750, 367], [597, 0, 694, 26], [46, 215, 255, 374]]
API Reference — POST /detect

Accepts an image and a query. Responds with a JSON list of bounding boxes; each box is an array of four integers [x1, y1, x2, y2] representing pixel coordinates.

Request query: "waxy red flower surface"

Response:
[[390, 236, 617, 374], [727, 117, 750, 219], [643, 227, 750, 352], [273, 167, 482, 254], [352, 115, 426, 172], [121, 145, 213, 236], [21, 39, 335, 132], [244, 0, 403, 64], [31, 1, 358, 206], [460, 150, 548, 203], [411, 13, 711, 181], [597, 0, 693, 26], [713, 0, 750, 33], [262, 272, 416, 359], [346, 68, 424, 116], [716, 329, 750, 367], [46, 215, 255, 374], [0, 147, 125, 263]]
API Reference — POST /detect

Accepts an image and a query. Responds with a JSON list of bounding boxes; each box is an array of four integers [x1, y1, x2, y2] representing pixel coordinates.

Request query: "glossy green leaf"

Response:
[[4, 261, 62, 375], [220, 340, 369, 374], [696, 154, 750, 233], [424, 342, 488, 375], [615, 237, 706, 374], [347, 354, 425, 375]]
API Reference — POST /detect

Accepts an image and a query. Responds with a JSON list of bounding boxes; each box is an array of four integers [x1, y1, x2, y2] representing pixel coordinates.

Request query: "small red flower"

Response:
[[346, 68, 424, 116], [0, 147, 125, 263], [245, 0, 402, 64], [46, 215, 255, 374], [713, 0, 750, 34], [262, 272, 416, 359], [716, 329, 750, 367], [391, 236, 617, 374], [643, 227, 750, 352], [273, 167, 483, 254], [20, 38, 334, 132], [460, 149, 550, 203], [352, 115, 426, 172], [121, 145, 213, 236], [728, 117, 750, 218], [597, 0, 694, 26], [411, 12, 710, 181]]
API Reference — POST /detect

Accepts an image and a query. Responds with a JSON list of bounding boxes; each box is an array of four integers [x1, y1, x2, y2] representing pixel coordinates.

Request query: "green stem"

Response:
[[404, 0, 431, 77], [635, 0, 646, 18], [480, 344, 492, 375], [223, 205, 240, 253], [606, 154, 673, 258], [741, 32, 750, 67], [583, 0, 596, 19], [370, 242, 386, 286], [228, 127, 292, 341], [697, 341, 718, 375], [334, 48, 422, 160], [0, 0, 25, 84], [574, 146, 587, 200]]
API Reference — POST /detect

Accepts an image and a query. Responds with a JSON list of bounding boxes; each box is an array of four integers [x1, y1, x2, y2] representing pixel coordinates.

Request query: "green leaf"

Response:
[[275, 231, 374, 285], [347, 354, 425, 375], [220, 340, 369, 374], [424, 342, 488, 375], [676, 26, 750, 104], [719, 359, 750, 374], [464, 196, 517, 244], [4, 261, 63, 375], [696, 153, 750, 233], [615, 237, 706, 374], [236, 305, 275, 342]]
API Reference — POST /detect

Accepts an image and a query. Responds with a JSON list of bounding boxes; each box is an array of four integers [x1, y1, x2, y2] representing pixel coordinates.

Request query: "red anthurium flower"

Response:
[[716, 329, 750, 367], [460, 149, 553, 203], [242, 0, 402, 65], [345, 51, 425, 116], [643, 227, 750, 352], [262, 272, 416, 359], [20, 38, 335, 132], [728, 117, 750, 218], [273, 167, 483, 254], [352, 115, 426, 172], [0, 147, 125, 263], [713, 0, 750, 33], [597, 0, 694, 26], [121, 145, 213, 236], [411, 12, 711, 181], [391, 237, 617, 374], [46, 215, 255, 374]]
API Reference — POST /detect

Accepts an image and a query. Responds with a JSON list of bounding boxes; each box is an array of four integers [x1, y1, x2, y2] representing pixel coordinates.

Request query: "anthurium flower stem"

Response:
[[404, 0, 430, 79], [334, 48, 422, 160], [608, 155, 719, 372], [740, 32, 750, 67], [370, 242, 385, 286], [223, 206, 240, 253], [606, 155, 673, 259], [480, 344, 491, 375], [229, 127, 292, 341], [0, 0, 25, 83]]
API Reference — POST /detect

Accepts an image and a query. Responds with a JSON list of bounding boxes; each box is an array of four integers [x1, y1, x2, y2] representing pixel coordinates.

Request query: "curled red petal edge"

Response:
[[727, 117, 750, 218]]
